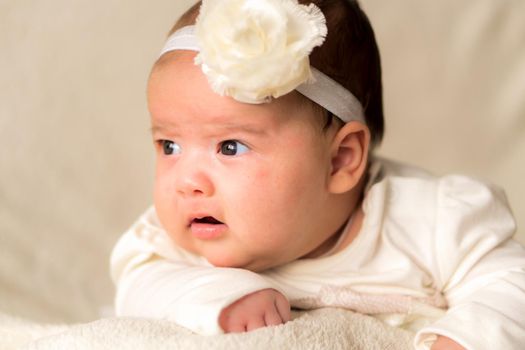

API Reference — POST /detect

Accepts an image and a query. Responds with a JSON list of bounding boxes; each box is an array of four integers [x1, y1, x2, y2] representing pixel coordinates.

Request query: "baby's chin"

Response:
[[206, 254, 279, 272]]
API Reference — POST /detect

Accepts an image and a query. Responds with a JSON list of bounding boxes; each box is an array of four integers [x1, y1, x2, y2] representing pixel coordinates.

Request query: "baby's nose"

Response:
[[174, 161, 215, 198]]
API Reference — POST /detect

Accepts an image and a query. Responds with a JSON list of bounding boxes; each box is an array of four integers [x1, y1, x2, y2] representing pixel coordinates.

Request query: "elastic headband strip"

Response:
[[159, 25, 365, 124]]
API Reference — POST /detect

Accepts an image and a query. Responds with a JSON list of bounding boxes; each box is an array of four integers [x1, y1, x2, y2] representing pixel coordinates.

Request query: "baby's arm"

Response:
[[113, 258, 281, 334], [111, 214, 285, 335], [418, 260, 525, 349], [415, 177, 525, 349], [219, 289, 290, 332]]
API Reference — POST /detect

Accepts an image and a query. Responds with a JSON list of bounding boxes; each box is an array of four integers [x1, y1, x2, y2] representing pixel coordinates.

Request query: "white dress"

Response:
[[110, 159, 525, 350]]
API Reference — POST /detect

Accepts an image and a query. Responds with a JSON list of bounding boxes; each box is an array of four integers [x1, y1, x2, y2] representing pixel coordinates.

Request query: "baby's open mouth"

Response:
[[190, 216, 227, 240], [192, 216, 224, 225]]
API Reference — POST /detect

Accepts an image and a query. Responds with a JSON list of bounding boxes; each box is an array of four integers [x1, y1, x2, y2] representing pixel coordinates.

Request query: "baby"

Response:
[[110, 1, 525, 349]]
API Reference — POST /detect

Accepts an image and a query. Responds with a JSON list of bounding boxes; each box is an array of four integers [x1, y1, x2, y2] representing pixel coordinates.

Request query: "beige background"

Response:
[[1, 0, 524, 324]]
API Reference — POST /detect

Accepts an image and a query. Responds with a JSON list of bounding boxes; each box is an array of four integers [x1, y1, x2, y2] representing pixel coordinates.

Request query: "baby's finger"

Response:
[[264, 307, 284, 326], [225, 320, 247, 333], [219, 311, 246, 333], [246, 315, 266, 332], [275, 294, 291, 323]]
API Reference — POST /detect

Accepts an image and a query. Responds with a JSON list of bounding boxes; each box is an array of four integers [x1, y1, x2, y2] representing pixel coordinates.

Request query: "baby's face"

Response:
[[148, 52, 339, 271]]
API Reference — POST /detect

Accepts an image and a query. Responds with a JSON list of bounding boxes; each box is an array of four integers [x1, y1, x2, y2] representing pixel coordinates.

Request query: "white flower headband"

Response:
[[159, 0, 365, 124]]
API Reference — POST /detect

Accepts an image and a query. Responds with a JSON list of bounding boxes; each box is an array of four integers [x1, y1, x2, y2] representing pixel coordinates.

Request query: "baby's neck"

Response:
[[302, 204, 364, 259], [302, 173, 367, 260]]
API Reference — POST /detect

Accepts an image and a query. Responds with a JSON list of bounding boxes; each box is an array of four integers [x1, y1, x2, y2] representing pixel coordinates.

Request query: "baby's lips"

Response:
[[189, 215, 228, 240], [187, 214, 225, 226], [192, 216, 224, 225]]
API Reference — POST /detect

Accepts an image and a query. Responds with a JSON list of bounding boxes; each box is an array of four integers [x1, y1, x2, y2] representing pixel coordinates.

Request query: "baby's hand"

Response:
[[219, 289, 291, 333], [431, 336, 465, 350]]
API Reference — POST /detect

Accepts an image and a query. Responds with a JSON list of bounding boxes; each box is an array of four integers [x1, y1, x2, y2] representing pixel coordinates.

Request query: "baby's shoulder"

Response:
[[360, 158, 517, 281], [371, 157, 509, 210], [365, 157, 516, 248]]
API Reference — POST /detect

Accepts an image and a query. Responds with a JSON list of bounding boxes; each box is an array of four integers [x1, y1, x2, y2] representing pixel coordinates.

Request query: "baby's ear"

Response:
[[328, 122, 370, 194]]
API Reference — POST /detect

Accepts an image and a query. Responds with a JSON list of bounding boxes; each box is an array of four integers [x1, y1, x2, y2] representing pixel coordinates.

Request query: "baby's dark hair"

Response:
[[169, 0, 384, 146]]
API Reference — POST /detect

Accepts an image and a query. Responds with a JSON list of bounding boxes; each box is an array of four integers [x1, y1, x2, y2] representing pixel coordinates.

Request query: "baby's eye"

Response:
[[219, 140, 249, 156], [160, 140, 181, 155]]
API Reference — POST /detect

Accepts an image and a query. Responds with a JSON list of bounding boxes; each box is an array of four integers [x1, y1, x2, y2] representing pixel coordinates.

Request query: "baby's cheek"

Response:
[[154, 174, 175, 201], [253, 166, 271, 182], [153, 180, 179, 233]]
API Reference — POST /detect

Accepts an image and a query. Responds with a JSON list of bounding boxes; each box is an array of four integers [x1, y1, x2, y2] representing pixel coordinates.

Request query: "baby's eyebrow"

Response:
[[149, 122, 268, 137], [216, 123, 268, 137], [150, 122, 180, 136], [150, 125, 167, 135]]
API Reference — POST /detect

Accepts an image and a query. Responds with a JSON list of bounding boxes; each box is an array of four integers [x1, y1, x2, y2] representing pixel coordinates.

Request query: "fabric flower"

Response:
[[195, 0, 327, 103]]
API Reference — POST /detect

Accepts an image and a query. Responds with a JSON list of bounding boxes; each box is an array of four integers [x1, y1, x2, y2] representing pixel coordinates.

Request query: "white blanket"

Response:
[[1, 309, 413, 350]]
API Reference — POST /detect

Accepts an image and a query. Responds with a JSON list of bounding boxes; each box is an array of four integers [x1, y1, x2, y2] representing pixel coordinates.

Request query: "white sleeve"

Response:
[[414, 176, 525, 350], [110, 208, 277, 335]]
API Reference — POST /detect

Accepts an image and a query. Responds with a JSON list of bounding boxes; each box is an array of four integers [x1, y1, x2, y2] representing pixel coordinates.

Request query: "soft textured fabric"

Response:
[[0, 308, 414, 350], [111, 159, 525, 349]]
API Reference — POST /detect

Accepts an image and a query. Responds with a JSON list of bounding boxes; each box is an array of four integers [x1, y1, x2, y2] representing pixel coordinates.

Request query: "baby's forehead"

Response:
[[151, 54, 319, 119]]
